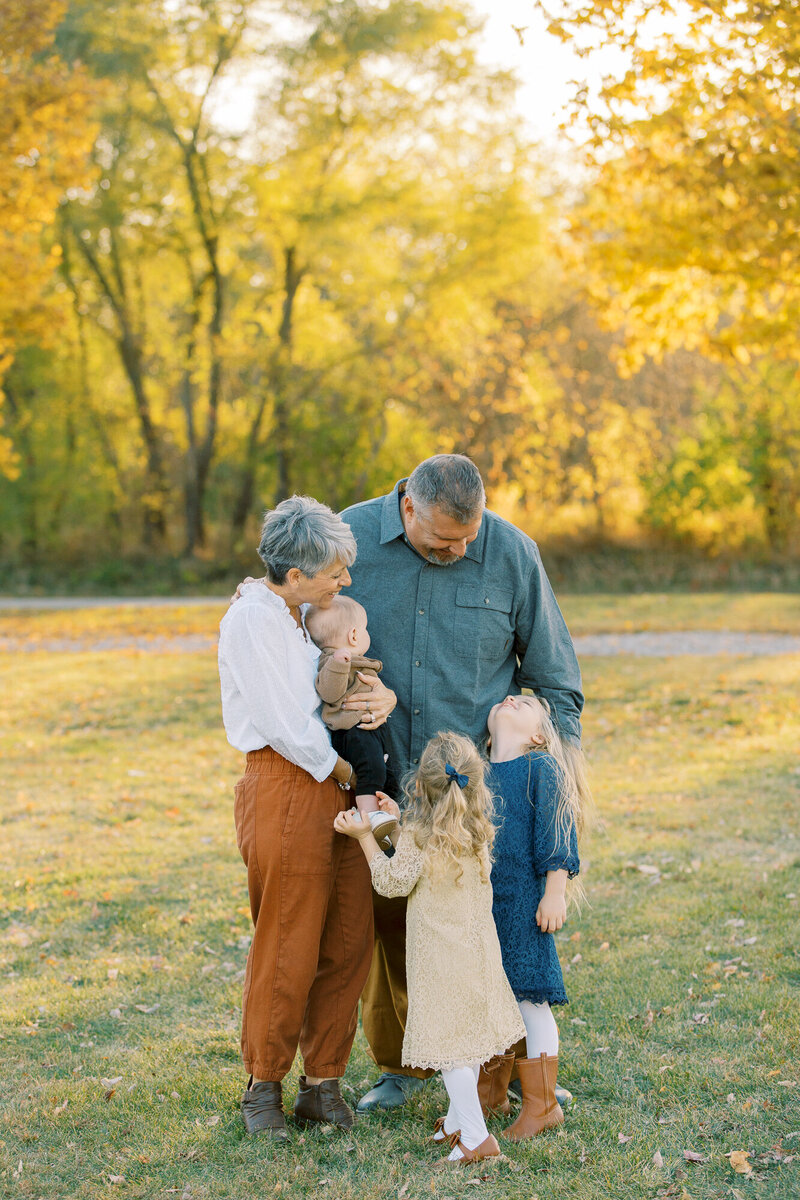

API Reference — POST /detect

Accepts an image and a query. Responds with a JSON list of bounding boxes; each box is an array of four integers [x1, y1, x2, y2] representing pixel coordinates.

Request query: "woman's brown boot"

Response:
[[502, 1053, 564, 1141], [477, 1052, 515, 1116]]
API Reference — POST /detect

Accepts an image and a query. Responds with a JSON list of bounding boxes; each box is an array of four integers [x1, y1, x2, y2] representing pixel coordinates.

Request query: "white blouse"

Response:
[[218, 581, 338, 782]]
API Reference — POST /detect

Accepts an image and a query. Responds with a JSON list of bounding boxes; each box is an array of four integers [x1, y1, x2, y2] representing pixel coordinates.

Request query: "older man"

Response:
[[340, 454, 584, 1111]]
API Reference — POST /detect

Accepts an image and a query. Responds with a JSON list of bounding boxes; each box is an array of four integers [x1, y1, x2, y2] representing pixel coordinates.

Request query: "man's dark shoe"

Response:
[[241, 1077, 288, 1138], [356, 1072, 426, 1112], [508, 1077, 573, 1108], [293, 1076, 355, 1129]]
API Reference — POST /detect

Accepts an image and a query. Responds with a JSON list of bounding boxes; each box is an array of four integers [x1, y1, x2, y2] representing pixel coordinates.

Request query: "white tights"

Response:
[[439, 1064, 489, 1159], [519, 999, 559, 1058]]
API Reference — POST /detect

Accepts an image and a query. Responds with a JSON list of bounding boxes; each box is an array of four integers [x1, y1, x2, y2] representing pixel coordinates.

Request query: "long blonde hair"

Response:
[[514, 698, 593, 908], [403, 732, 495, 884], [523, 698, 592, 847]]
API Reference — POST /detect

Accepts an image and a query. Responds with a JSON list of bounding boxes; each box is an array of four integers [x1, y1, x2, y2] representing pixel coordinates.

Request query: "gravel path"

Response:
[[573, 631, 800, 657], [1, 630, 799, 656], [0, 596, 227, 609]]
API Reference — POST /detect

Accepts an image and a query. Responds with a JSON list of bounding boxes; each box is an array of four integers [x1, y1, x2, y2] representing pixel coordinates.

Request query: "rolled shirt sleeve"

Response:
[[219, 586, 338, 782]]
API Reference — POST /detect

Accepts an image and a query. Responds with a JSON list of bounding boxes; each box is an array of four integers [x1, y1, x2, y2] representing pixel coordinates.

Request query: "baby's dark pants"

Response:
[[331, 725, 396, 795]]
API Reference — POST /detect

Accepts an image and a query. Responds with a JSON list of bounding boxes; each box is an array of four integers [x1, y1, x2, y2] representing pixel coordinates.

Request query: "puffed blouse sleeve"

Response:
[[369, 831, 425, 898], [531, 755, 580, 878]]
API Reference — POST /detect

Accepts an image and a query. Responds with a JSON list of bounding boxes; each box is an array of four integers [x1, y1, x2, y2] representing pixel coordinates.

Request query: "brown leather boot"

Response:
[[502, 1053, 564, 1141], [293, 1076, 355, 1129], [477, 1052, 515, 1116], [241, 1077, 288, 1139]]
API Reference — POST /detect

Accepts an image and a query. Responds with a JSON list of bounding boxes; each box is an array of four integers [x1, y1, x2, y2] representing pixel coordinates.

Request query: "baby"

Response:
[[305, 595, 398, 844]]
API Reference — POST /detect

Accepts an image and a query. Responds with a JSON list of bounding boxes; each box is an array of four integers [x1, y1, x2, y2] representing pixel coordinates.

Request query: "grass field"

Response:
[[1, 602, 798, 1199]]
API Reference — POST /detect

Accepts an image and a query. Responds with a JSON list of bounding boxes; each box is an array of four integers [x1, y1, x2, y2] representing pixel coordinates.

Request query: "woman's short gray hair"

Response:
[[405, 454, 486, 523], [258, 495, 357, 584]]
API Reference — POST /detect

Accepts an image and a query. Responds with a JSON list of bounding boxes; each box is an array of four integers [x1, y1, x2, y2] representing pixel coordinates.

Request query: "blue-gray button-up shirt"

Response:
[[341, 481, 584, 777]]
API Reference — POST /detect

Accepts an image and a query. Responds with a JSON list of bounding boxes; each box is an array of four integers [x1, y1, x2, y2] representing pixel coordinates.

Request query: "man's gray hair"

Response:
[[258, 495, 357, 584], [405, 454, 486, 523]]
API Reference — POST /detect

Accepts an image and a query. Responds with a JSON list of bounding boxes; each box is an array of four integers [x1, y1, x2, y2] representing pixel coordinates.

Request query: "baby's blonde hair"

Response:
[[403, 732, 495, 884], [305, 595, 367, 648]]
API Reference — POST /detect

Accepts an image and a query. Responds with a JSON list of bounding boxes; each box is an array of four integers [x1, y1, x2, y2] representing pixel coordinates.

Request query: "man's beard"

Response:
[[426, 551, 460, 566]]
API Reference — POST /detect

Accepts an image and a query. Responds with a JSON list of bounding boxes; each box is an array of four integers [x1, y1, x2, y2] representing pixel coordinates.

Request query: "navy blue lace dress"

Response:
[[487, 753, 580, 1006]]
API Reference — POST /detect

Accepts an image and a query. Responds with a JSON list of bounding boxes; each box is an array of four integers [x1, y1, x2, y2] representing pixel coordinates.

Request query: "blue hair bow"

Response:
[[445, 763, 469, 789]]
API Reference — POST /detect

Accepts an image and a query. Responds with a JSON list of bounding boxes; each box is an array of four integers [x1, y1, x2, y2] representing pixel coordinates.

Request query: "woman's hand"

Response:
[[375, 792, 401, 822], [341, 676, 397, 729], [229, 576, 261, 604], [333, 808, 373, 840], [330, 756, 356, 790]]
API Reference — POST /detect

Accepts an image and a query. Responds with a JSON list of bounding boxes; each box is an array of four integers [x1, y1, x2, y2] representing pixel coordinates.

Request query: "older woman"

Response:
[[219, 495, 395, 1139]]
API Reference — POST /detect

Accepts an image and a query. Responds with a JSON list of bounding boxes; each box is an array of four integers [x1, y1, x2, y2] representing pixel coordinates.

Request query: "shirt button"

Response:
[[418, 609, 425, 615], [415, 659, 421, 666], [484, 597, 490, 604], [414, 708, 420, 715], [412, 757, 419, 764]]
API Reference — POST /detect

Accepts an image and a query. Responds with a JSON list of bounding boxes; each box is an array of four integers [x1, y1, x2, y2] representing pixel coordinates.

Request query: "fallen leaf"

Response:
[[599, 941, 610, 950], [652, 1150, 664, 1167], [206, 1114, 219, 1126], [134, 1004, 160, 1014], [683, 1149, 710, 1163], [637, 864, 660, 875], [618, 1133, 632, 1144], [101, 1076, 123, 1089], [398, 1184, 409, 1199], [107, 968, 119, 980], [692, 1013, 709, 1025], [727, 1150, 752, 1174], [108, 1176, 125, 1184], [54, 1098, 68, 1115], [109, 1008, 122, 1019]]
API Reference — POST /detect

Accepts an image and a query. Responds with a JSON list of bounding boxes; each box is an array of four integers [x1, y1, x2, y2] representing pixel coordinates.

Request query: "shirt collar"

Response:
[[379, 478, 486, 563]]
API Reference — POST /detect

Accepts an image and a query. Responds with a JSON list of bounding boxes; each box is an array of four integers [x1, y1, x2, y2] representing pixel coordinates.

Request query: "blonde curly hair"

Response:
[[402, 732, 495, 884]]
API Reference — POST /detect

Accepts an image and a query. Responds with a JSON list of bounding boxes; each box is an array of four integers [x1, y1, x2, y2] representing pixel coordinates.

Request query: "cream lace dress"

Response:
[[370, 831, 526, 1071]]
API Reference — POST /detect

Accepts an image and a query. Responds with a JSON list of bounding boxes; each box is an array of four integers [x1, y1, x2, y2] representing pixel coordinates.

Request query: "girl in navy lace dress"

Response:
[[484, 694, 591, 1142]]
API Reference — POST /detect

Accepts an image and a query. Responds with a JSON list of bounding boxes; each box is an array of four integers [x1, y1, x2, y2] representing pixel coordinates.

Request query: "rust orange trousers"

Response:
[[234, 748, 373, 1081]]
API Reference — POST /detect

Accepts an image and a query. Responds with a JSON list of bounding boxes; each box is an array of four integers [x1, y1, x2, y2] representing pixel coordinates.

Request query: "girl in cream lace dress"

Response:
[[334, 732, 525, 1166]]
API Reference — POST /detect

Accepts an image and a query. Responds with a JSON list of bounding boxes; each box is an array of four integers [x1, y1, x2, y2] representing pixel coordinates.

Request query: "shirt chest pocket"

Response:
[[453, 586, 515, 661]]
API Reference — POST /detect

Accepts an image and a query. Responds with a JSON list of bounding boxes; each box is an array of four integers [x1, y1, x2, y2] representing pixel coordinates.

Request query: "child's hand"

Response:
[[375, 791, 401, 821], [535, 893, 567, 933], [332, 648, 352, 662], [333, 808, 373, 840]]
